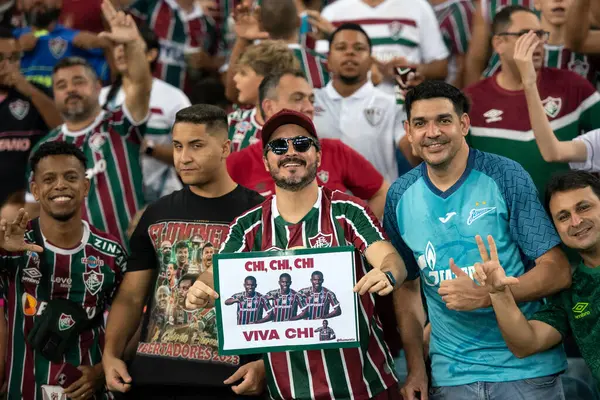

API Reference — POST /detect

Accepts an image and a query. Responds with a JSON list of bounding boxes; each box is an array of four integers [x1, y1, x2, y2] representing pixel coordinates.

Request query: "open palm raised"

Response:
[[0, 209, 43, 253], [474, 235, 519, 293]]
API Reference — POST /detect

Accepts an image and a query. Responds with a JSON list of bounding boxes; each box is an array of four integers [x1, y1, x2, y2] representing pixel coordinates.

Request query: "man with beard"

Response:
[[201, 242, 214, 272], [103, 104, 264, 399], [313, 23, 404, 183], [225, 276, 273, 325], [159, 240, 172, 268], [227, 70, 390, 218], [299, 270, 341, 320], [25, 0, 152, 247], [0, 141, 126, 399], [14, 0, 112, 88], [264, 273, 307, 322], [385, 80, 572, 400], [0, 27, 61, 218], [188, 109, 408, 399]]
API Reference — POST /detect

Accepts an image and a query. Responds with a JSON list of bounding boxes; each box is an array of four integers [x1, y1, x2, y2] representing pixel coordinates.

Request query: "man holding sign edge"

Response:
[[187, 108, 407, 399]]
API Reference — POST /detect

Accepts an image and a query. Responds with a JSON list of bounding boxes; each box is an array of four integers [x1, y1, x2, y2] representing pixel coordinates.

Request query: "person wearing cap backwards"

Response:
[[227, 69, 390, 219], [186, 109, 408, 400]]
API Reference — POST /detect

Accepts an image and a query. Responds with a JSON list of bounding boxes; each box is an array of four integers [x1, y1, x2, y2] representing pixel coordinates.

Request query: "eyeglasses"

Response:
[[496, 29, 550, 41], [0, 52, 21, 63], [266, 136, 317, 155]]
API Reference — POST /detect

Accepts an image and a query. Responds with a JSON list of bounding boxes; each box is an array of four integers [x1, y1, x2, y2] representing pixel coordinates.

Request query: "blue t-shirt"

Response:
[[14, 25, 110, 88], [384, 148, 567, 386]]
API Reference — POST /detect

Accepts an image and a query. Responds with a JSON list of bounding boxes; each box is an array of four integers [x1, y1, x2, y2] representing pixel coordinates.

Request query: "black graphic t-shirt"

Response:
[[127, 185, 264, 395], [0, 85, 50, 206]]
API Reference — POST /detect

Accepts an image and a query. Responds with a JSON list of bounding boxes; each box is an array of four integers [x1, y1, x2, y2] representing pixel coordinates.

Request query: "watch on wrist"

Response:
[[144, 140, 155, 156], [384, 271, 396, 287]]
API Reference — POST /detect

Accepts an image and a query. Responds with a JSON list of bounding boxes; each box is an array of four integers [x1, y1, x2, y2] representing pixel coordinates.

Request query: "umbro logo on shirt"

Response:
[[483, 109, 503, 123], [467, 207, 496, 226]]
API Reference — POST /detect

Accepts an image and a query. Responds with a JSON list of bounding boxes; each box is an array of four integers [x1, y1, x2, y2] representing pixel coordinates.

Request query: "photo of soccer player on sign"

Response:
[[299, 271, 342, 319], [264, 273, 309, 322], [225, 276, 274, 325]]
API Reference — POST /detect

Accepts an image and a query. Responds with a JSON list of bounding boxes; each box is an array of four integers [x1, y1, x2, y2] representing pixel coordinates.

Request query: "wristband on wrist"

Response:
[[384, 271, 396, 287]]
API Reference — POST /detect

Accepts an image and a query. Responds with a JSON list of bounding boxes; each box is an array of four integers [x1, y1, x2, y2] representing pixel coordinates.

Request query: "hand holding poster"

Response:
[[214, 246, 360, 355]]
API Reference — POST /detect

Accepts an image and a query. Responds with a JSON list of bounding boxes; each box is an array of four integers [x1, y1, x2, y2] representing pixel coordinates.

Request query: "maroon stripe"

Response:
[[332, 18, 417, 27], [342, 347, 370, 397], [151, 1, 173, 82], [187, 17, 202, 48], [269, 353, 293, 399], [92, 151, 121, 241], [305, 52, 322, 90], [107, 123, 137, 218], [260, 202, 274, 250], [287, 225, 304, 248], [5, 281, 15, 392], [306, 351, 332, 399], [320, 191, 340, 247], [52, 253, 71, 299]]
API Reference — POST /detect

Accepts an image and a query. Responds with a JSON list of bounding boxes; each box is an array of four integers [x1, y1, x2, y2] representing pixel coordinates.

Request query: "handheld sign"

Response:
[[214, 246, 360, 355]]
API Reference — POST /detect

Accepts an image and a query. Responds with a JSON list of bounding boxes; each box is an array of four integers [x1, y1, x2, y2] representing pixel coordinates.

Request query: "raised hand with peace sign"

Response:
[[474, 235, 519, 294]]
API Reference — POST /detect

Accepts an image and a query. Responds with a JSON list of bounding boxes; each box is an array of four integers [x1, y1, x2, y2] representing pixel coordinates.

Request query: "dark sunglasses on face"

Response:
[[0, 52, 21, 63], [496, 29, 550, 41], [266, 136, 317, 156]]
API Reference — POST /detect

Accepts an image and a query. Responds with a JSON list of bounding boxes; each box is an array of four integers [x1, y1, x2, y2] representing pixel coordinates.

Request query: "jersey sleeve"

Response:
[[220, 216, 253, 254], [338, 141, 385, 200], [573, 73, 600, 132], [529, 294, 570, 338], [260, 296, 273, 314], [327, 291, 340, 309], [496, 158, 562, 260], [108, 243, 128, 302], [335, 194, 386, 253], [418, 1, 450, 62], [569, 129, 600, 172], [126, 206, 158, 272], [383, 179, 421, 281]]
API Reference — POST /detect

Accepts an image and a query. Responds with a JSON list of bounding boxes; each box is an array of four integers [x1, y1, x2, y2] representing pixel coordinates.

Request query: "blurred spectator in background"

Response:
[[464, 0, 536, 86], [100, 25, 189, 203], [228, 40, 299, 151], [466, 6, 600, 197], [227, 70, 391, 220], [25, 0, 152, 247], [320, 0, 448, 100], [0, 0, 23, 30], [128, 0, 222, 95], [565, 0, 600, 56], [14, 0, 112, 88], [314, 23, 404, 183], [0, 27, 61, 220], [225, 0, 328, 103], [430, 0, 475, 88], [59, 0, 103, 32]]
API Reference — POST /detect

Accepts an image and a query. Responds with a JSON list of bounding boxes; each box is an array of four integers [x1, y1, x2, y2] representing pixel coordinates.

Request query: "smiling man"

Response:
[[476, 170, 600, 391], [385, 80, 571, 399]]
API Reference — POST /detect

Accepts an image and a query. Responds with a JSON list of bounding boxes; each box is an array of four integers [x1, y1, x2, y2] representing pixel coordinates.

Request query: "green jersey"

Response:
[[531, 261, 600, 388], [220, 187, 397, 400], [227, 106, 262, 152], [1, 220, 125, 400]]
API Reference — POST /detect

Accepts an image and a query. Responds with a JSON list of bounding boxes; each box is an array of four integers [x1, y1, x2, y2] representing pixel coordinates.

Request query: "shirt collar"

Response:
[[271, 187, 322, 220], [164, 0, 204, 21], [325, 80, 375, 101], [62, 110, 106, 137]]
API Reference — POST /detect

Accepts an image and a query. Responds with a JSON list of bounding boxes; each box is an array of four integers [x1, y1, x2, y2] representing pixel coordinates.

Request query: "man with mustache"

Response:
[[226, 70, 390, 219], [187, 108, 408, 400], [475, 170, 600, 392], [385, 80, 571, 400], [25, 0, 152, 248], [313, 23, 405, 184], [14, 0, 113, 88]]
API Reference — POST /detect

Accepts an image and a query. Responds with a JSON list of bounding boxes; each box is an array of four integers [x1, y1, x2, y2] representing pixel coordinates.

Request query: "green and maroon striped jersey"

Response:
[[288, 43, 330, 89], [129, 0, 218, 92], [27, 107, 147, 248], [227, 106, 262, 152], [227, 292, 272, 324], [265, 289, 307, 322], [0, 220, 125, 400], [220, 187, 397, 400]]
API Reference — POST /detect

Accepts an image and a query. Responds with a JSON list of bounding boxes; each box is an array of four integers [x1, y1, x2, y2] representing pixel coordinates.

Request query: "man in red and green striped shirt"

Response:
[[26, 3, 152, 249], [128, 0, 220, 93], [187, 109, 408, 399], [1, 141, 126, 400]]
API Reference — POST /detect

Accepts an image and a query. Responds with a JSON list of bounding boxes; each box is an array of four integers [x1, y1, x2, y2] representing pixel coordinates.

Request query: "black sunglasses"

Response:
[[266, 136, 317, 155], [496, 29, 549, 41]]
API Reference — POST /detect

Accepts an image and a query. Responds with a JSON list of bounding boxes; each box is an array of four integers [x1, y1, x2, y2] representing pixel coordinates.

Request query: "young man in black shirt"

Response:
[[102, 104, 264, 399], [0, 27, 62, 217]]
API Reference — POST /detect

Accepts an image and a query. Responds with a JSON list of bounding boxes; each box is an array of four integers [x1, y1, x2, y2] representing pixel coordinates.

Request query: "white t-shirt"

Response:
[[99, 78, 191, 202], [570, 129, 600, 172], [321, 0, 449, 94], [313, 81, 404, 183]]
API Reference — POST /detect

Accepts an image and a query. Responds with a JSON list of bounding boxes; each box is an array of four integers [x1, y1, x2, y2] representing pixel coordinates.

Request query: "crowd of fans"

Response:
[[0, 0, 600, 398]]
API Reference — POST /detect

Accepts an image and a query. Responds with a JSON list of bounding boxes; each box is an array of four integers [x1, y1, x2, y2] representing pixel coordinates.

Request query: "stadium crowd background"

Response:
[[1, 0, 600, 398]]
